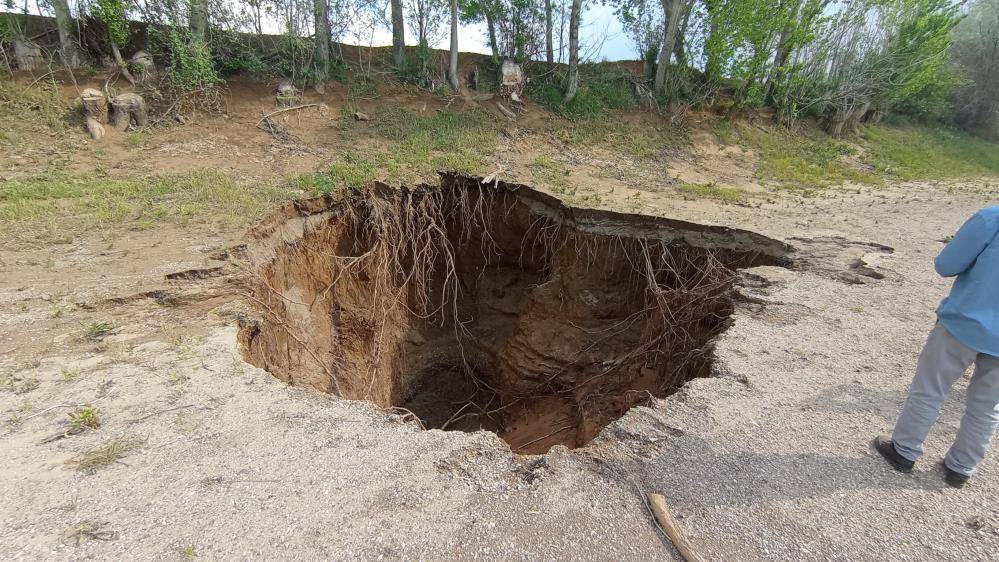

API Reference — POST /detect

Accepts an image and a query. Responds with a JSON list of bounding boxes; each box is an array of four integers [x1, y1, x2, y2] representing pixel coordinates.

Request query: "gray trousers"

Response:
[[892, 324, 999, 476]]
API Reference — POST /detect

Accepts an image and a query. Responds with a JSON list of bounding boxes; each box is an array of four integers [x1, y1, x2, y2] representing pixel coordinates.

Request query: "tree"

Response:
[[950, 0, 999, 138], [563, 0, 582, 102], [51, 0, 80, 68], [616, 0, 664, 79], [190, 0, 209, 41], [92, 0, 136, 85], [652, 0, 688, 93], [545, 0, 554, 65], [314, 0, 332, 79], [406, 0, 448, 79], [448, 0, 460, 89], [391, 0, 406, 69]]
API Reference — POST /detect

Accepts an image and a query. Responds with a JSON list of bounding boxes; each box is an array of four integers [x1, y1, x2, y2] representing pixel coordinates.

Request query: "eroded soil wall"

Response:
[[239, 173, 792, 453]]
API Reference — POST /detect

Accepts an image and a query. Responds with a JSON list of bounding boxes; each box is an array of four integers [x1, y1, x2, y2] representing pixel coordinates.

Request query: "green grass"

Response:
[[725, 123, 882, 190], [0, 169, 287, 240], [546, 114, 690, 162], [302, 106, 501, 191], [676, 182, 744, 202], [861, 124, 999, 181]]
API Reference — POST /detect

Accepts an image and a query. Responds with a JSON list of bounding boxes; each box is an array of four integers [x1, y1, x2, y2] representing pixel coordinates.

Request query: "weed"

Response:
[[546, 115, 689, 162], [125, 131, 146, 149], [61, 368, 82, 382], [70, 434, 143, 472], [530, 155, 572, 193], [83, 321, 114, 342], [676, 182, 744, 202], [69, 405, 101, 431], [179, 545, 197, 559]]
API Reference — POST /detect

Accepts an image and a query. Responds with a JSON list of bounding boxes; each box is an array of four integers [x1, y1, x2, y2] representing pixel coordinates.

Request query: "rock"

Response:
[[275, 79, 299, 106], [353, 111, 370, 121]]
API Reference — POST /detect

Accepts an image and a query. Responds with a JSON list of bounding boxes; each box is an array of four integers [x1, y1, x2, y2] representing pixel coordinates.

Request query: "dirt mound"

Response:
[[237, 173, 792, 453]]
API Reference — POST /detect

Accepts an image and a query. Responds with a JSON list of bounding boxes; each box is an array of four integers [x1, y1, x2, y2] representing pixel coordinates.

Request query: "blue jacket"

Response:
[[936, 206, 999, 358]]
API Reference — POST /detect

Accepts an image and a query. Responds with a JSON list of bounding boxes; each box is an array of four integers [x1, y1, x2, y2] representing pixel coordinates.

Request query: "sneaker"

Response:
[[942, 461, 970, 488], [872, 435, 914, 473]]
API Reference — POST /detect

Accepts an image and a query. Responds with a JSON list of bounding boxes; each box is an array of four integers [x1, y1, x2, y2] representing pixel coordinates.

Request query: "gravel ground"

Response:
[[2, 181, 998, 560]]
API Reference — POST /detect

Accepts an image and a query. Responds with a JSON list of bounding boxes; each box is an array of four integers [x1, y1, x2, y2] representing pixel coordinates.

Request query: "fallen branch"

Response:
[[255, 104, 320, 127], [646, 493, 709, 562]]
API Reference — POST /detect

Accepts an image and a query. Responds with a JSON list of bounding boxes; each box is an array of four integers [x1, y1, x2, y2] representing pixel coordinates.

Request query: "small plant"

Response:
[[61, 368, 82, 382], [70, 435, 142, 472], [125, 131, 146, 149], [83, 321, 114, 342], [179, 545, 197, 559], [69, 405, 101, 431]]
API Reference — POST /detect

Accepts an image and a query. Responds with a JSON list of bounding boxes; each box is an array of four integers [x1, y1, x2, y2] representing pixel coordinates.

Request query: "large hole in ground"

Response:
[[238, 173, 792, 453]]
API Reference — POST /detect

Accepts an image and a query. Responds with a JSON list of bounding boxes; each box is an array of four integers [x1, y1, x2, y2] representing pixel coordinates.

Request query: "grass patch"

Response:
[[0, 169, 287, 241], [305, 106, 501, 191], [70, 434, 143, 472], [861, 124, 999, 181], [725, 124, 881, 190], [547, 114, 689, 162], [676, 182, 744, 202]]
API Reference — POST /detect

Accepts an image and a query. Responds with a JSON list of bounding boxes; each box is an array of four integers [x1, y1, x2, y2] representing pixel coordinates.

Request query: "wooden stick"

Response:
[[646, 493, 709, 562], [255, 104, 319, 127]]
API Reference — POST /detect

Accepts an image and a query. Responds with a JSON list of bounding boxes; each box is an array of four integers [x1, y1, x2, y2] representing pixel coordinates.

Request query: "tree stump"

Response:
[[130, 50, 156, 84], [80, 88, 108, 123], [109, 93, 148, 131]]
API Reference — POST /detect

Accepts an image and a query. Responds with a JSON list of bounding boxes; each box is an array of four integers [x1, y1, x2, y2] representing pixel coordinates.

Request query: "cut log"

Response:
[[85, 117, 106, 140], [109, 93, 148, 130], [80, 88, 108, 122], [646, 493, 709, 562]]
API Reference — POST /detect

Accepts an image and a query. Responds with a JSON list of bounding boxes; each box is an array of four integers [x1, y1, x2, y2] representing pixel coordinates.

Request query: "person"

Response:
[[874, 206, 999, 488]]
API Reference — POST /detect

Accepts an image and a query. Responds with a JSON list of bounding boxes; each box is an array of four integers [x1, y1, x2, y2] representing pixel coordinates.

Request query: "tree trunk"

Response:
[[672, 1, 692, 67], [545, 0, 554, 66], [448, 0, 460, 90], [653, 0, 685, 93], [765, 0, 802, 105], [51, 0, 79, 68], [563, 0, 582, 103], [314, 0, 331, 80], [110, 40, 136, 86], [705, 1, 721, 81], [485, 9, 500, 64], [189, 0, 208, 41], [391, 0, 406, 70]]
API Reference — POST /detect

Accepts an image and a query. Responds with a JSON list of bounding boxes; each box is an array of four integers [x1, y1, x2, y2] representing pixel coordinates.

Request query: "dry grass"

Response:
[[70, 434, 143, 472]]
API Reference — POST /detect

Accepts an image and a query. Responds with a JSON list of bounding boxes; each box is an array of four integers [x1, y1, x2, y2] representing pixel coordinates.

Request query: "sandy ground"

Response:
[[2, 82, 999, 560]]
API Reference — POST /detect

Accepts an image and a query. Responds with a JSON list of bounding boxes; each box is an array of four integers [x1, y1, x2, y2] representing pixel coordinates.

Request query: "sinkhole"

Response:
[[237, 173, 792, 454]]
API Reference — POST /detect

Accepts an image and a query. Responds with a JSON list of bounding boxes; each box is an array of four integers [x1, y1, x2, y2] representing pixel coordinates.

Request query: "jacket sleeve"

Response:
[[935, 212, 997, 277]]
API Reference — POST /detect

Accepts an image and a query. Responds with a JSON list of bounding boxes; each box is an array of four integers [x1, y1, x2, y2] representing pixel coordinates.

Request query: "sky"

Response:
[[3, 1, 639, 62]]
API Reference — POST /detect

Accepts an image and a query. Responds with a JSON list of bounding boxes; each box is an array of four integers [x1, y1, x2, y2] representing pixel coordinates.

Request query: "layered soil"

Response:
[[238, 173, 792, 452]]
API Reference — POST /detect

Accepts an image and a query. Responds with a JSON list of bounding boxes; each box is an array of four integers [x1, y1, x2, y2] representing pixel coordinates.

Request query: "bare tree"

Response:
[[314, 0, 332, 79], [51, 0, 80, 68], [448, 0, 460, 90], [190, 0, 209, 41], [563, 0, 582, 102], [391, 0, 406, 69], [545, 0, 554, 65]]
